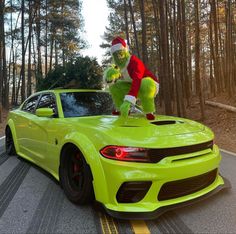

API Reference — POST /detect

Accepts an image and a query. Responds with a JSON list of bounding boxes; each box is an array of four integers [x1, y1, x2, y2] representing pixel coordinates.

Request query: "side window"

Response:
[[37, 93, 58, 116], [21, 95, 39, 113]]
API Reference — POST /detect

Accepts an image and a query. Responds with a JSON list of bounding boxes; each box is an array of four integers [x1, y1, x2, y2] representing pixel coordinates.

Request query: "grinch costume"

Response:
[[104, 37, 159, 120]]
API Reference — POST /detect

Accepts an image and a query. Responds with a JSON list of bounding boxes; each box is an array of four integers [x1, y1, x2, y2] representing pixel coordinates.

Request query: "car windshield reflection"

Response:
[[60, 92, 114, 117]]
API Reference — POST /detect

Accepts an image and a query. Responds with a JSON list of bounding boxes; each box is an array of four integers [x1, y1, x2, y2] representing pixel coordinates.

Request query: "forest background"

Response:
[[0, 0, 235, 152]]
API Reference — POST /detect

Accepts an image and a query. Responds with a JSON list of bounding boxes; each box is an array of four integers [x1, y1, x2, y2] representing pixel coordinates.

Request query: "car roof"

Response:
[[33, 89, 107, 96]]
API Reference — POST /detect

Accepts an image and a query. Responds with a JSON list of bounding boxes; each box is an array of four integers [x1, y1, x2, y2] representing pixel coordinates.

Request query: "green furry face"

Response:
[[112, 50, 130, 69]]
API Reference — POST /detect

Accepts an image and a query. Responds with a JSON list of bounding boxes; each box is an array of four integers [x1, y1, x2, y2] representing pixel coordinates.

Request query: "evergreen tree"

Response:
[[37, 56, 103, 91]]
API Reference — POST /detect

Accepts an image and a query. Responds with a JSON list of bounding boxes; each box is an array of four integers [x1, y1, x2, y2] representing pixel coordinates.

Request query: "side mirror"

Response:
[[36, 108, 54, 117]]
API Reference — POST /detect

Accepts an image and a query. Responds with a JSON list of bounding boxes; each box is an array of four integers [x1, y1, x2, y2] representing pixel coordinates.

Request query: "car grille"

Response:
[[148, 140, 213, 163], [158, 169, 217, 201]]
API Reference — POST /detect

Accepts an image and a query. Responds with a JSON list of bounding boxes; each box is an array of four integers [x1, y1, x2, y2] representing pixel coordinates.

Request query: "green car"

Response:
[[5, 89, 229, 219]]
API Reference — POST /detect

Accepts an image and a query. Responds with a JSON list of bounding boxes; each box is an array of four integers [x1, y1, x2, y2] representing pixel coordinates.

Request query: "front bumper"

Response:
[[104, 176, 230, 220], [94, 145, 229, 218]]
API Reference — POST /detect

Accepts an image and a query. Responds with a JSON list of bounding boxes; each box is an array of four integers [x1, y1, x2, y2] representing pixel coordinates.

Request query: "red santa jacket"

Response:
[[120, 55, 159, 104]]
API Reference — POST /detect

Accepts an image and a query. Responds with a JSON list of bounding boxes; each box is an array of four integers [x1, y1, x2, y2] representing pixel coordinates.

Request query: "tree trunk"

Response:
[[35, 0, 42, 78], [194, 0, 205, 120], [205, 101, 236, 112], [209, 11, 216, 97], [225, 0, 234, 97], [0, 0, 5, 120], [45, 0, 48, 76], [177, 0, 186, 116], [1, 1, 8, 109], [49, 34, 54, 71], [139, 0, 148, 64], [55, 40, 58, 66], [123, 0, 130, 46], [167, 0, 175, 109], [21, 0, 26, 102], [180, 0, 190, 107], [151, 0, 161, 73], [11, 51, 16, 105], [152, 0, 163, 108], [173, 0, 182, 116], [10, 0, 16, 105], [61, 0, 65, 67], [158, 0, 172, 115], [210, 0, 222, 93], [27, 0, 32, 97], [127, 0, 140, 57]]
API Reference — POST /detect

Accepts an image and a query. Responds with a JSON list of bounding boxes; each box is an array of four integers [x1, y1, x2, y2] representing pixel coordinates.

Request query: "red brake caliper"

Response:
[[73, 153, 80, 181]]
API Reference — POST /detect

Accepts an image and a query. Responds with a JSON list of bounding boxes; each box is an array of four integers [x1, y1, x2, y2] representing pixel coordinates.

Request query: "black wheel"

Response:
[[5, 127, 16, 156], [59, 145, 94, 204]]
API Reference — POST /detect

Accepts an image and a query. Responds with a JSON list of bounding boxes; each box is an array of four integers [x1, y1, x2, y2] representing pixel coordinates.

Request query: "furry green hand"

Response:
[[120, 101, 131, 118], [103, 65, 121, 83]]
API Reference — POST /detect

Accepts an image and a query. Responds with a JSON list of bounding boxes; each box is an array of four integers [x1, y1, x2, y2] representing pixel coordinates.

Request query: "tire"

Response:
[[5, 127, 16, 156], [59, 145, 94, 204]]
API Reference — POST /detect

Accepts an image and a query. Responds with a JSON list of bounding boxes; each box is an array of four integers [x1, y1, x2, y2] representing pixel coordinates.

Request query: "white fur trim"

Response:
[[121, 56, 131, 72], [111, 44, 125, 53], [155, 82, 159, 96], [111, 44, 129, 53], [120, 56, 131, 79], [124, 95, 136, 104]]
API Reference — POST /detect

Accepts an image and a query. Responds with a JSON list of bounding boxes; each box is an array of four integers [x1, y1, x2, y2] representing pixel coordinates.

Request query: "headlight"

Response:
[[100, 146, 150, 162], [100, 140, 213, 163]]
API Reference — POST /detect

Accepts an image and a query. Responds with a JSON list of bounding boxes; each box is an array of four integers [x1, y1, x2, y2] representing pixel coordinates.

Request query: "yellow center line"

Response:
[[130, 220, 151, 234], [99, 212, 151, 234], [99, 212, 109, 234], [106, 213, 119, 234], [99, 212, 119, 234]]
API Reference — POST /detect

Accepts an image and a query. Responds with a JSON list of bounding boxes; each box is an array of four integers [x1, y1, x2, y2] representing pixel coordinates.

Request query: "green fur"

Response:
[[103, 65, 121, 83], [138, 78, 156, 113], [109, 80, 130, 109], [120, 100, 131, 118], [139, 78, 156, 98], [109, 78, 157, 114], [112, 49, 130, 69]]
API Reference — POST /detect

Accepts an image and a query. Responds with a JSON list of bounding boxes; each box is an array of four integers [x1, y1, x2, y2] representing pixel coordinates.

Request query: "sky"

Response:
[[81, 0, 110, 64]]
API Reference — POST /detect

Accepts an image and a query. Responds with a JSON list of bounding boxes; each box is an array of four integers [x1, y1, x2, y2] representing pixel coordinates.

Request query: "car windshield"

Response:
[[60, 92, 114, 117]]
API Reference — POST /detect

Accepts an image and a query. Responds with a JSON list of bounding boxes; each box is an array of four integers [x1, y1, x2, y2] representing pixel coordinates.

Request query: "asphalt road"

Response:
[[0, 136, 235, 234]]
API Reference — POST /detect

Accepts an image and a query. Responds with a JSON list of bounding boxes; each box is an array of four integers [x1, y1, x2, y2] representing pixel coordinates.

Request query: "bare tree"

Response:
[[0, 0, 6, 120], [127, 0, 140, 57], [35, 0, 42, 78], [123, 0, 130, 46], [139, 0, 148, 63], [210, 0, 222, 93], [27, 0, 33, 97], [225, 0, 234, 97], [45, 0, 48, 75], [21, 0, 26, 102], [158, 0, 172, 114], [194, 0, 205, 119]]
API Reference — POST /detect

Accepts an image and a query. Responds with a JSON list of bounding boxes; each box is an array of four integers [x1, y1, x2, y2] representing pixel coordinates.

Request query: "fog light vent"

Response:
[[116, 181, 152, 203]]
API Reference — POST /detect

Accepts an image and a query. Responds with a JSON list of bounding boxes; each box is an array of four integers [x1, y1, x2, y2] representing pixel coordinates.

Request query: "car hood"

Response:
[[66, 115, 213, 148]]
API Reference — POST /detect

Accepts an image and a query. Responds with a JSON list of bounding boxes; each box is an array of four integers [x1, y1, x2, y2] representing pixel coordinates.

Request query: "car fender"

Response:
[[61, 132, 109, 202], [6, 119, 20, 153]]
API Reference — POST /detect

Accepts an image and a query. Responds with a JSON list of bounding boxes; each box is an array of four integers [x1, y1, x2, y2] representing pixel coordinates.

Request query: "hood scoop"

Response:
[[151, 120, 184, 126]]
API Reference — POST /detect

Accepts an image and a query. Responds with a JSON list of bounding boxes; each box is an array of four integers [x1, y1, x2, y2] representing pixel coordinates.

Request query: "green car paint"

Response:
[[6, 89, 228, 218]]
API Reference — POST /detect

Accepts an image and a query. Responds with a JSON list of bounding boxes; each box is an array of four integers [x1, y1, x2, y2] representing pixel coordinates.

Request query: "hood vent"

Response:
[[151, 120, 183, 126]]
